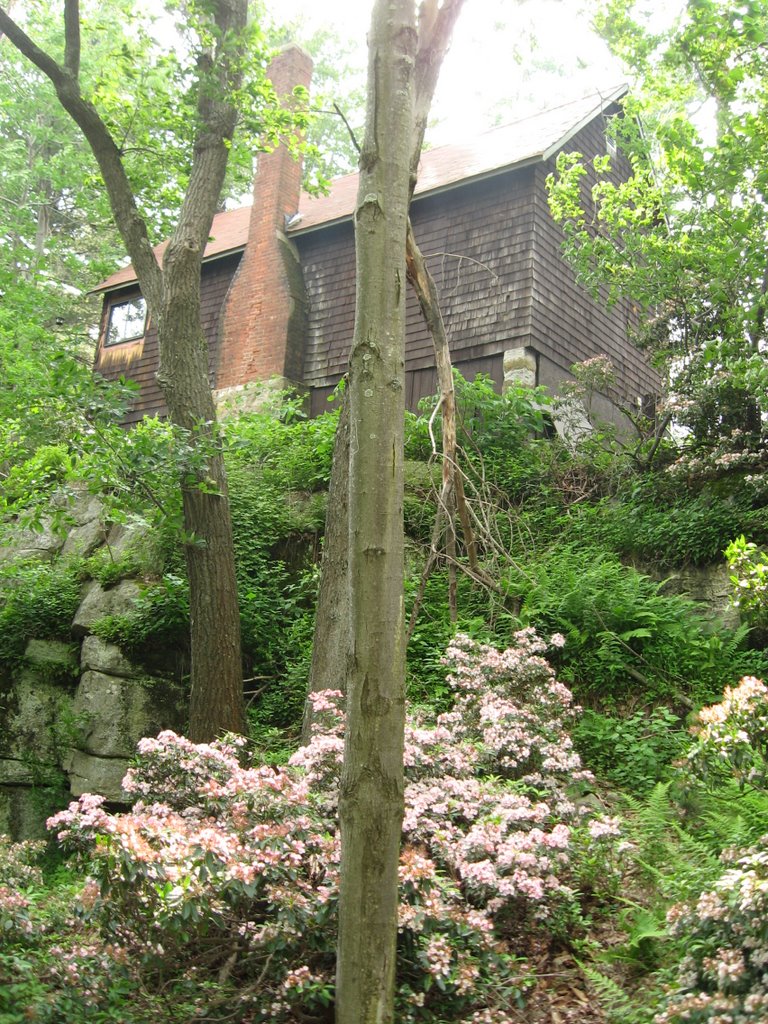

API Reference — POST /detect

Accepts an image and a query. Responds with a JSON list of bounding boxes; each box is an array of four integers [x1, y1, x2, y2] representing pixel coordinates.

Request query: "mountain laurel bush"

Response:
[[656, 677, 768, 1024], [46, 631, 623, 1022]]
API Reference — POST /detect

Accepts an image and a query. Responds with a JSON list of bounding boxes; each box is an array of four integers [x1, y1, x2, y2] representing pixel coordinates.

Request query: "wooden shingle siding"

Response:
[[92, 92, 659, 427], [94, 254, 241, 425], [308, 354, 503, 418], [299, 168, 536, 393], [299, 221, 357, 386], [528, 118, 654, 401]]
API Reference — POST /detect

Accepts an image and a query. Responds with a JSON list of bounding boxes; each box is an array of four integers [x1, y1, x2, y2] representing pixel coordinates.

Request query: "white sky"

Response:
[[264, 0, 626, 142]]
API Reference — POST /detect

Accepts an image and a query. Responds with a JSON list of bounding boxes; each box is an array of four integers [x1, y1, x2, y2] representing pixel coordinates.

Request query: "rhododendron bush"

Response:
[[0, 837, 44, 943], [46, 630, 623, 1022], [686, 675, 768, 791]]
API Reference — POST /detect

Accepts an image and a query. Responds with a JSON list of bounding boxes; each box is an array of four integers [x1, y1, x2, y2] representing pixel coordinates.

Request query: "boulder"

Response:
[[68, 493, 104, 527], [62, 749, 131, 803], [0, 673, 74, 765], [61, 516, 108, 558], [72, 671, 153, 758], [0, 758, 37, 787], [659, 564, 740, 629], [0, 787, 53, 841], [24, 639, 79, 676], [0, 521, 65, 564], [103, 521, 161, 573], [70, 670, 185, 760], [80, 635, 139, 678], [71, 579, 143, 639]]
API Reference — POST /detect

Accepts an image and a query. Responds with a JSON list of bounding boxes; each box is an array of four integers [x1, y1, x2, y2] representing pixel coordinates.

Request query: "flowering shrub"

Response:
[[49, 737, 341, 1021], [47, 630, 623, 1021], [0, 835, 45, 942], [655, 676, 768, 1023], [726, 536, 768, 628], [403, 631, 621, 922], [658, 837, 768, 1024], [686, 676, 768, 791], [665, 435, 768, 483]]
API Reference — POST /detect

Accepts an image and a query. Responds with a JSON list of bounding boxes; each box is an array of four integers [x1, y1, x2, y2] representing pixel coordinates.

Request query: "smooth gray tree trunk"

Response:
[[335, 2, 416, 1021], [331, 4, 466, 1020]]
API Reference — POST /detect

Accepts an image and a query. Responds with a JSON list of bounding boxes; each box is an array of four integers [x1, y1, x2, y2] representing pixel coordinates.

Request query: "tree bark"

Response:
[[305, 0, 467, 722], [335, 2, 416, 1021], [335, 3, 466, 1021], [0, 0, 247, 740]]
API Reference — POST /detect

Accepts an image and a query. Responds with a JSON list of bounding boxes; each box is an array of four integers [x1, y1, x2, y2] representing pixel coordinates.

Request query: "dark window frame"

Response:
[[104, 296, 148, 346]]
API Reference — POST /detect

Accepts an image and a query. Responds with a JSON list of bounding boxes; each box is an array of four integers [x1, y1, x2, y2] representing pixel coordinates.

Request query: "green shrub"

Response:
[[246, 573, 319, 750], [574, 707, 686, 793], [405, 373, 554, 501], [225, 397, 338, 492], [725, 534, 768, 628], [510, 546, 766, 706], [573, 476, 768, 568], [90, 574, 188, 656], [405, 568, 516, 711], [0, 558, 84, 670]]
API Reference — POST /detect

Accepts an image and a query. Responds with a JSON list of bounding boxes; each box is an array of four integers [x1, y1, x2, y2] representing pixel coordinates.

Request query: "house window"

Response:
[[105, 296, 147, 346]]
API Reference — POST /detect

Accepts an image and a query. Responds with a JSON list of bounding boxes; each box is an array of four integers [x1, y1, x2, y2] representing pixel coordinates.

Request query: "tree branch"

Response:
[[406, 220, 477, 569], [173, 0, 247, 270], [332, 101, 362, 154], [0, 5, 163, 311], [63, 0, 80, 79], [410, 0, 466, 189]]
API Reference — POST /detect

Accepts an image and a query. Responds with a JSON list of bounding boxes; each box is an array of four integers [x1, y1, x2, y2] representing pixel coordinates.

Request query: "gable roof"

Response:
[[94, 84, 627, 294]]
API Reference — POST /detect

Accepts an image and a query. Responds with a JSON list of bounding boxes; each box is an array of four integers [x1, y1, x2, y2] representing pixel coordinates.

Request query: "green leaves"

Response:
[[548, 0, 768, 469]]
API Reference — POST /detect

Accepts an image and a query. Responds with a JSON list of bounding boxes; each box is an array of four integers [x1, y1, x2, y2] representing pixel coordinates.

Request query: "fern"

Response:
[[579, 963, 656, 1024], [696, 784, 768, 852], [625, 782, 674, 848], [621, 784, 722, 902]]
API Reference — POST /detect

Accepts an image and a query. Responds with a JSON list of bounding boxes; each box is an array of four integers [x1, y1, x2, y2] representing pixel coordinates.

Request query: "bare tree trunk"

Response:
[[335, 2, 415, 1021], [405, 219, 477, 575], [307, 0, 467, 724], [335, 3, 466, 1021]]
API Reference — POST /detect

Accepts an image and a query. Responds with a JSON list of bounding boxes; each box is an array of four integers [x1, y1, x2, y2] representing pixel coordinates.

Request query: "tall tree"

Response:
[[335, 2, 465, 1021], [548, 0, 768, 460], [0, 0, 303, 741], [335, 2, 414, 1013], [0, 2, 168, 509]]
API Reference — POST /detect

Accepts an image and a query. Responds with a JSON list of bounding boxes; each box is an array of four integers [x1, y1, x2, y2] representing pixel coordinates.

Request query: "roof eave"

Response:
[[541, 83, 629, 162], [290, 154, 546, 238], [292, 87, 630, 238], [92, 86, 631, 283], [90, 243, 248, 296]]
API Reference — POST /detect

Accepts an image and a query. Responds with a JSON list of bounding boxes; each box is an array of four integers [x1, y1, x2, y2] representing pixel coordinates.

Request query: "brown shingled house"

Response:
[[92, 57, 657, 426]]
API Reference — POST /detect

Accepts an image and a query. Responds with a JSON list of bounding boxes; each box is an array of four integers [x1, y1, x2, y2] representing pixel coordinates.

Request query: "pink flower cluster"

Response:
[[0, 835, 46, 941], [659, 678, 768, 1024], [659, 836, 768, 1023], [44, 630, 623, 1021], [687, 676, 768, 789], [292, 630, 622, 922]]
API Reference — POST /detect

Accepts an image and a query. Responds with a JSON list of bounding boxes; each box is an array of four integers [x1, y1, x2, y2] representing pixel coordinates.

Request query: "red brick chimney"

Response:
[[215, 45, 313, 404]]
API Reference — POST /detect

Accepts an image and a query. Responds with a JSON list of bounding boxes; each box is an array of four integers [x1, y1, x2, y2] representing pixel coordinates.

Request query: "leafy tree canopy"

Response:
[[548, 0, 768, 466]]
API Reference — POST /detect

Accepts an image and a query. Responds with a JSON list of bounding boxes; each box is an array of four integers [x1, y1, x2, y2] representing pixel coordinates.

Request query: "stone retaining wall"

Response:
[[0, 496, 185, 839]]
